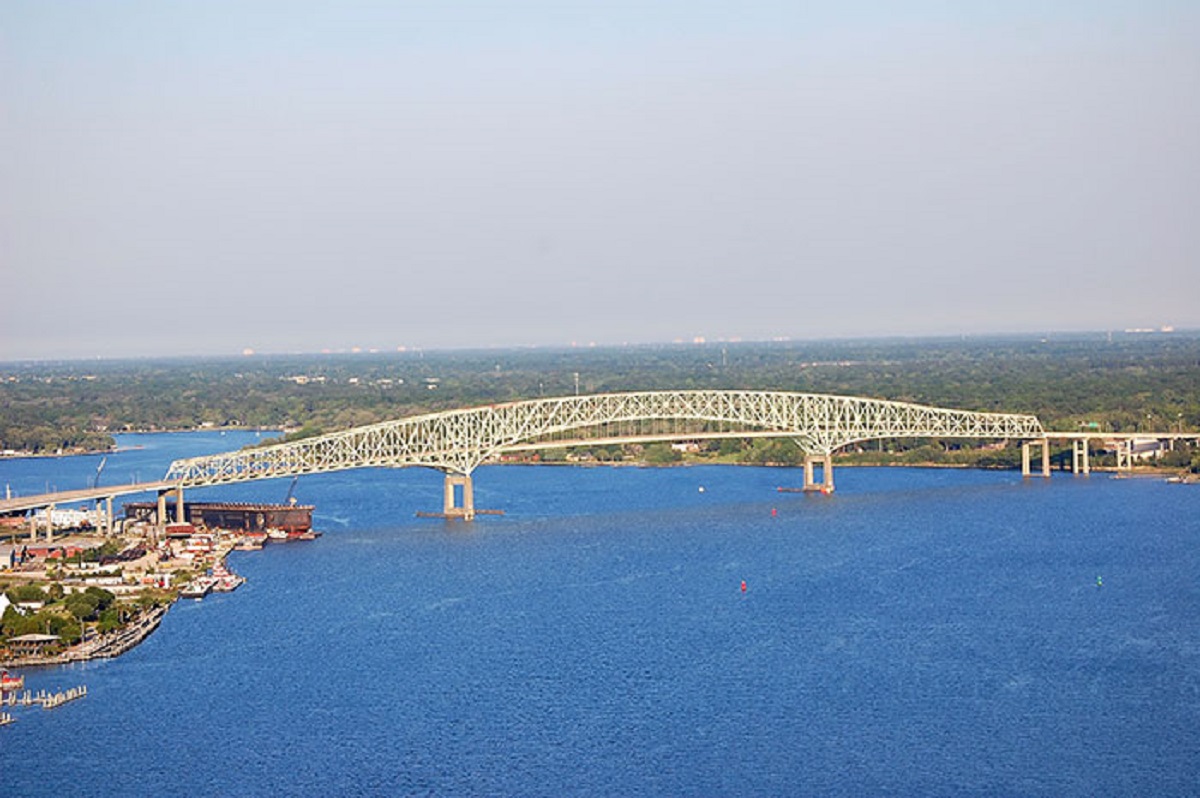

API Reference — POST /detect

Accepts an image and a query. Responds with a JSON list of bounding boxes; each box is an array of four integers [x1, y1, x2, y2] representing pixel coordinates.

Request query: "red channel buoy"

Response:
[[740, 580, 747, 593]]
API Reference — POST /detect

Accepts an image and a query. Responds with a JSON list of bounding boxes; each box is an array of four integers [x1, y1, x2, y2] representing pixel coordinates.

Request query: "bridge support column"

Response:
[[1022, 440, 1051, 478], [1116, 440, 1133, 473], [28, 512, 37, 542], [443, 474, 475, 521], [802, 454, 834, 493], [1072, 439, 1090, 476], [156, 491, 168, 526], [104, 496, 114, 535], [175, 485, 185, 524], [44, 503, 54, 542]]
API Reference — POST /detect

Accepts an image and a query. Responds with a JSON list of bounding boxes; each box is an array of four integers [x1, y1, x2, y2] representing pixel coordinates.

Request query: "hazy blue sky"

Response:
[[2, 1, 1197, 359]]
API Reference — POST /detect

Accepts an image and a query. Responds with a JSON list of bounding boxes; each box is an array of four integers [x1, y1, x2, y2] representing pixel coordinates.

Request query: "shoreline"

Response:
[[1, 427, 283, 461], [0, 603, 170, 670], [499, 457, 1193, 477], [0, 534, 246, 670]]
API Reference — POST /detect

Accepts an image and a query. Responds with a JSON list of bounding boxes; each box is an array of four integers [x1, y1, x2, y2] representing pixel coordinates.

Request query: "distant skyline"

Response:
[[3, 1, 1198, 360]]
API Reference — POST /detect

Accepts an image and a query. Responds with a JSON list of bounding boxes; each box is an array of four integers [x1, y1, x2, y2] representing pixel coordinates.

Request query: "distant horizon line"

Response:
[[2, 327, 1194, 366]]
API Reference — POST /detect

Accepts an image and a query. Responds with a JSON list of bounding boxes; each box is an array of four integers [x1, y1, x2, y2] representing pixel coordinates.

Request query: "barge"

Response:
[[123, 501, 314, 534]]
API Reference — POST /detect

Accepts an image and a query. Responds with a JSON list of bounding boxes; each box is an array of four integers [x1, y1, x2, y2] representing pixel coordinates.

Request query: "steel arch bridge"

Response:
[[165, 391, 1043, 517]]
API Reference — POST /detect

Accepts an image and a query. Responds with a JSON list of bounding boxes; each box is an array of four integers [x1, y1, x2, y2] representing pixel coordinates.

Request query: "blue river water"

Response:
[[2, 431, 1199, 796]]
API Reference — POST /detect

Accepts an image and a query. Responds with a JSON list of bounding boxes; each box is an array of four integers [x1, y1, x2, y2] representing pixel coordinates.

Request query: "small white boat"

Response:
[[209, 562, 246, 592], [179, 577, 217, 599]]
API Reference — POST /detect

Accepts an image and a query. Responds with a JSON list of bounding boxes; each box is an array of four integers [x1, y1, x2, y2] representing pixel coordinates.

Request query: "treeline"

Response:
[[2, 333, 1199, 454]]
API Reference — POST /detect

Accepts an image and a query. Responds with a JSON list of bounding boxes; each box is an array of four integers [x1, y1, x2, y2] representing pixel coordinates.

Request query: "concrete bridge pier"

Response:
[[802, 454, 835, 493], [1022, 439, 1051, 478], [155, 486, 186, 529], [1071, 439, 1091, 475], [443, 473, 475, 520], [28, 506, 54, 542], [1115, 439, 1134, 473]]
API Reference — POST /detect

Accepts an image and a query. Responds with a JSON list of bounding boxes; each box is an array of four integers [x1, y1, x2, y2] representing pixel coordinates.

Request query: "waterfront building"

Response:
[[7, 633, 60, 658]]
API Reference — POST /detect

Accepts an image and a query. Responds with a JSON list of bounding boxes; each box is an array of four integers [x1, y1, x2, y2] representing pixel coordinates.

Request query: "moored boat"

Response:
[[179, 577, 217, 599], [209, 561, 246, 592], [235, 532, 267, 550], [1, 669, 24, 693], [288, 530, 322, 541]]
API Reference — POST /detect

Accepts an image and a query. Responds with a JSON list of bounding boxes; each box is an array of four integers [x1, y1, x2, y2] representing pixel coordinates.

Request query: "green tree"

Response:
[[65, 592, 101, 621], [5, 584, 47, 604], [643, 443, 681, 464], [97, 607, 122, 633], [743, 439, 804, 465], [2, 606, 42, 639], [718, 439, 743, 457], [84, 586, 116, 610]]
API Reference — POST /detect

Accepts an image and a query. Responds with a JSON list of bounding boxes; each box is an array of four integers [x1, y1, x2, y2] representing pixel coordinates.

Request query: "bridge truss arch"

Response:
[[165, 391, 1044, 488]]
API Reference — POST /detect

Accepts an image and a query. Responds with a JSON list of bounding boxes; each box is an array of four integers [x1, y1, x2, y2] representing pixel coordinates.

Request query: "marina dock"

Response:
[[1, 684, 87, 711]]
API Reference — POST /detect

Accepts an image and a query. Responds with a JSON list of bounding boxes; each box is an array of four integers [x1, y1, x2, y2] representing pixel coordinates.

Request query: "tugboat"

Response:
[[1, 669, 24, 693]]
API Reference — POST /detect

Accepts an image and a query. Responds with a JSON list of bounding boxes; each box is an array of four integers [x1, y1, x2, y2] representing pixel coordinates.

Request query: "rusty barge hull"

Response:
[[122, 502, 314, 533]]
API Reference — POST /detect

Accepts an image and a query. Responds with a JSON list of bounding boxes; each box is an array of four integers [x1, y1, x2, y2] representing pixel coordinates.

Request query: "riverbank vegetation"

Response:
[[528, 437, 1197, 472], [0, 581, 171, 658], [3, 333, 1198, 470]]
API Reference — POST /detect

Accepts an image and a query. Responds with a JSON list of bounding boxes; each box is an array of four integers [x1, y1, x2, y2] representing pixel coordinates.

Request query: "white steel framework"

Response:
[[165, 391, 1044, 486]]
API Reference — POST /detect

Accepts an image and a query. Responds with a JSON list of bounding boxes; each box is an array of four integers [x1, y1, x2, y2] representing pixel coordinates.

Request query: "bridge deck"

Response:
[[0, 481, 180, 515]]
